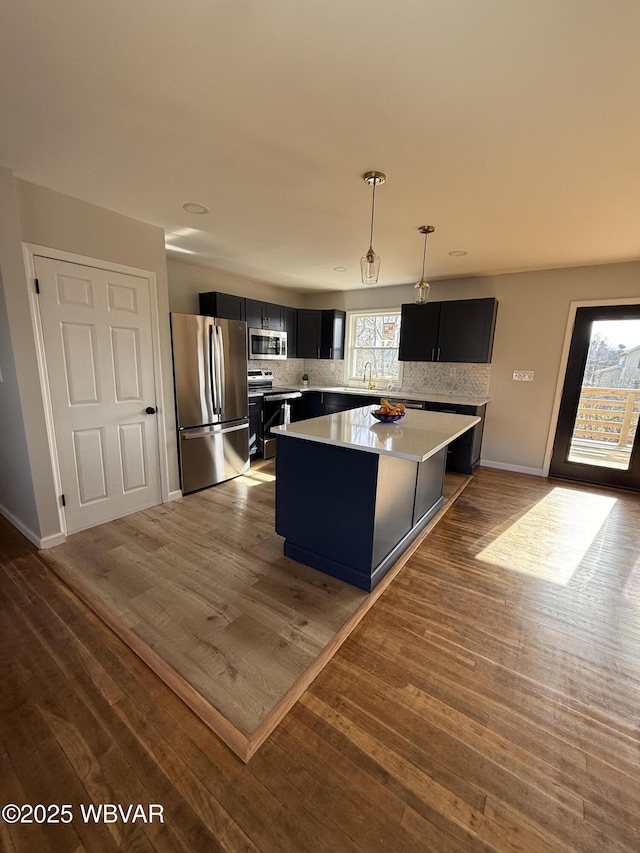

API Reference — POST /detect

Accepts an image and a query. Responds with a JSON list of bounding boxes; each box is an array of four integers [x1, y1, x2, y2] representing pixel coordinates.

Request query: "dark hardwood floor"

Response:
[[2, 466, 640, 852]]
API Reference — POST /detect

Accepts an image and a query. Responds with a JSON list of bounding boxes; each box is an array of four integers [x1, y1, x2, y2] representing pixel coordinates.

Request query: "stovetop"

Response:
[[248, 369, 299, 397]]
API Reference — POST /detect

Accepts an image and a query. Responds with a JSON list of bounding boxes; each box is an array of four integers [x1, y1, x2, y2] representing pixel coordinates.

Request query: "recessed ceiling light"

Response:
[[333, 267, 348, 272], [183, 203, 209, 215], [449, 250, 468, 257]]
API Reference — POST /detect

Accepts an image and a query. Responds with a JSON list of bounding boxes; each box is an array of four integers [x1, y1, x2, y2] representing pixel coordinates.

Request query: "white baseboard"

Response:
[[39, 531, 67, 549], [0, 503, 65, 549], [168, 489, 183, 501], [479, 459, 546, 477]]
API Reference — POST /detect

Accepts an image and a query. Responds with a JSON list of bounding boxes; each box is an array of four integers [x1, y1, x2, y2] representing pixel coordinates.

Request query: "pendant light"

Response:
[[414, 225, 435, 304], [361, 171, 386, 284]]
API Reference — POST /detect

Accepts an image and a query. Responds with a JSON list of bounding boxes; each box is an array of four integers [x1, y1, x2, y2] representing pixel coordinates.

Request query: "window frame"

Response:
[[344, 307, 404, 389]]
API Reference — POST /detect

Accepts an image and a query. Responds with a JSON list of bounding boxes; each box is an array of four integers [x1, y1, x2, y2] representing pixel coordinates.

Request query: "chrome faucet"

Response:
[[363, 362, 375, 389]]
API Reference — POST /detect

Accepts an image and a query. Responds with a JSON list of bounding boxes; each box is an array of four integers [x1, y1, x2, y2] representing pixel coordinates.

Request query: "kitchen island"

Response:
[[273, 406, 480, 591]]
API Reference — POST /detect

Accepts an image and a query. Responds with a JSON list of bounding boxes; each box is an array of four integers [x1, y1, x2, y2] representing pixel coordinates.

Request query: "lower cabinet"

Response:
[[299, 392, 379, 418], [424, 401, 486, 473]]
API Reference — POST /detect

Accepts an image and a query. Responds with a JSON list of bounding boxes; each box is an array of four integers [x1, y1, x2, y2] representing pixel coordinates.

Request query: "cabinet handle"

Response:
[[329, 347, 333, 358], [437, 347, 441, 361], [431, 348, 435, 361]]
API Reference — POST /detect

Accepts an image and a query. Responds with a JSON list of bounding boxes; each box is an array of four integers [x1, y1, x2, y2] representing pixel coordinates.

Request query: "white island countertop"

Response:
[[272, 406, 480, 463]]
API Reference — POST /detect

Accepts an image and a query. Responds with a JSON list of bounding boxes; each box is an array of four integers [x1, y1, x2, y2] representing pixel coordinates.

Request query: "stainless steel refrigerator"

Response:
[[170, 312, 250, 493]]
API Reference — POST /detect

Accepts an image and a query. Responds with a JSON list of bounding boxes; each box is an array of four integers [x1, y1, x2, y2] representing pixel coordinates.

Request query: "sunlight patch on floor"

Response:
[[476, 487, 617, 585], [234, 469, 277, 487]]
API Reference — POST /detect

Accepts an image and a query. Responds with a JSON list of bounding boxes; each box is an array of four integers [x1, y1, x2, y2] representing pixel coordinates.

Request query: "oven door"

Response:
[[262, 392, 302, 458]]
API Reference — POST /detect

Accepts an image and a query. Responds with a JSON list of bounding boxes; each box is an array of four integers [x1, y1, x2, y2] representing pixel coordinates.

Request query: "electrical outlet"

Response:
[[513, 370, 534, 381]]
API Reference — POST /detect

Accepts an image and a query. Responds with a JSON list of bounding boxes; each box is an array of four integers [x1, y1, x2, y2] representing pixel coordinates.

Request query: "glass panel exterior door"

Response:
[[550, 305, 640, 491], [567, 319, 640, 470]]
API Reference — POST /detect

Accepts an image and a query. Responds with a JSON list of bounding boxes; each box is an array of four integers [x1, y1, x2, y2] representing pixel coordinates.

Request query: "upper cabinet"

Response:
[[297, 309, 346, 359], [199, 291, 245, 322], [245, 299, 285, 331], [399, 297, 498, 363], [284, 306, 298, 359]]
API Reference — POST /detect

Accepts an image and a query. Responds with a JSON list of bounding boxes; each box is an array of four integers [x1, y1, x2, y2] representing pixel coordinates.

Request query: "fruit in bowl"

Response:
[[371, 398, 406, 423]]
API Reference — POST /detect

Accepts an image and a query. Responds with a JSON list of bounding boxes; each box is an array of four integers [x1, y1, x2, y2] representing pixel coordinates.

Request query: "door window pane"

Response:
[[568, 319, 640, 470]]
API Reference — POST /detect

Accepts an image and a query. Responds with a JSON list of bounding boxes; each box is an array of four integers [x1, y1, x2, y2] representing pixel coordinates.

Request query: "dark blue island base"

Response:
[[275, 435, 447, 591]]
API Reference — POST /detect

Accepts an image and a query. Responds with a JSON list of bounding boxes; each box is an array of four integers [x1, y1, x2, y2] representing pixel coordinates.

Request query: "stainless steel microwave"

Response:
[[248, 327, 287, 360]]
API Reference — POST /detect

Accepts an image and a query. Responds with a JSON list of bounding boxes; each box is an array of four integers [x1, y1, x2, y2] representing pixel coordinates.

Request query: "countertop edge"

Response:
[[273, 409, 481, 463], [276, 385, 490, 407]]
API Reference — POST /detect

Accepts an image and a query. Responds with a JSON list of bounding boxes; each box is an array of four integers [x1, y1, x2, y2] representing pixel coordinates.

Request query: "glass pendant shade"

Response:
[[414, 279, 430, 304], [361, 247, 381, 284]]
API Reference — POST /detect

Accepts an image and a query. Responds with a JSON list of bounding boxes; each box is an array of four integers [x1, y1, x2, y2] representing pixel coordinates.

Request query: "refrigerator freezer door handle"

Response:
[[182, 422, 248, 439]]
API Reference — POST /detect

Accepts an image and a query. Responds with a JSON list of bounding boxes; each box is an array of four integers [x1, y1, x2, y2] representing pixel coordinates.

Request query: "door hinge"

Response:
[[35, 278, 40, 294], [61, 494, 66, 507]]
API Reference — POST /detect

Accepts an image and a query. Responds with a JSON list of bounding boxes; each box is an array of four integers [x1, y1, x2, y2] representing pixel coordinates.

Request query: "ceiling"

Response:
[[1, 0, 639, 293]]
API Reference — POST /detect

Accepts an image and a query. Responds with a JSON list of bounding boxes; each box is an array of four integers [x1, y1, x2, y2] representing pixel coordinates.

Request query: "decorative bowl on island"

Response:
[[371, 410, 406, 424]]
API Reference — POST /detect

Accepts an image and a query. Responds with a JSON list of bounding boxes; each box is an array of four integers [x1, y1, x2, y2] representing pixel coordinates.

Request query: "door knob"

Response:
[[145, 406, 157, 415]]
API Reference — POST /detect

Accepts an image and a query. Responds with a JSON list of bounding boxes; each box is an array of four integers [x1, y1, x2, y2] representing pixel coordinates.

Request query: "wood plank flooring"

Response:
[[2, 467, 640, 852], [38, 461, 470, 760]]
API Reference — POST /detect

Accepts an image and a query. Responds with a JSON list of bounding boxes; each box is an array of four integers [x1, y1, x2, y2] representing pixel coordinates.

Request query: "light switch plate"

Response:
[[513, 370, 534, 381]]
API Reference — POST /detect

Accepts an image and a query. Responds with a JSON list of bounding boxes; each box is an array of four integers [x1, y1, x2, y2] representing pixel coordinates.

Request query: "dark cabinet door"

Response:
[[320, 310, 347, 359], [438, 298, 498, 363], [321, 392, 379, 414], [246, 299, 286, 331], [297, 309, 322, 358], [423, 401, 486, 473], [398, 303, 441, 361], [263, 302, 285, 331], [199, 292, 246, 322], [245, 298, 264, 330], [320, 310, 346, 359], [399, 298, 497, 363], [284, 307, 297, 358]]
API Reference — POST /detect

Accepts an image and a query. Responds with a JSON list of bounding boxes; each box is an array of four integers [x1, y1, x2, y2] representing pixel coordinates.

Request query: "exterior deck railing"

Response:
[[572, 387, 640, 448]]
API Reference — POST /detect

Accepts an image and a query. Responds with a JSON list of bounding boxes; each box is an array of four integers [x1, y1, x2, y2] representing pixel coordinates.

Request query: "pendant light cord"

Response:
[[369, 178, 377, 250], [421, 229, 428, 279]]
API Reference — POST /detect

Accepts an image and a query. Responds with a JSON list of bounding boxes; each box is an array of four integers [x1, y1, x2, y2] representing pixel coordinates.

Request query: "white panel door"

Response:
[[35, 256, 162, 534]]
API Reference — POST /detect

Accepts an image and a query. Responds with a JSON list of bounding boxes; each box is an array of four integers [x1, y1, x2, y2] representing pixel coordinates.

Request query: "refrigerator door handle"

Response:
[[181, 422, 248, 439], [215, 324, 226, 416], [208, 323, 218, 415]]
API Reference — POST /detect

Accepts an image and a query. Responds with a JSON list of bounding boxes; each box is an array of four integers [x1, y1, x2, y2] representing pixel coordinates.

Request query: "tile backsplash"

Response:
[[249, 359, 306, 385], [251, 358, 491, 398], [400, 362, 491, 397]]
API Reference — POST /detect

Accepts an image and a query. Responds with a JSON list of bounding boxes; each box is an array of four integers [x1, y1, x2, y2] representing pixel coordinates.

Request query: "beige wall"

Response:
[[166, 256, 308, 313], [304, 262, 640, 473], [0, 166, 44, 542], [0, 175, 180, 544]]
